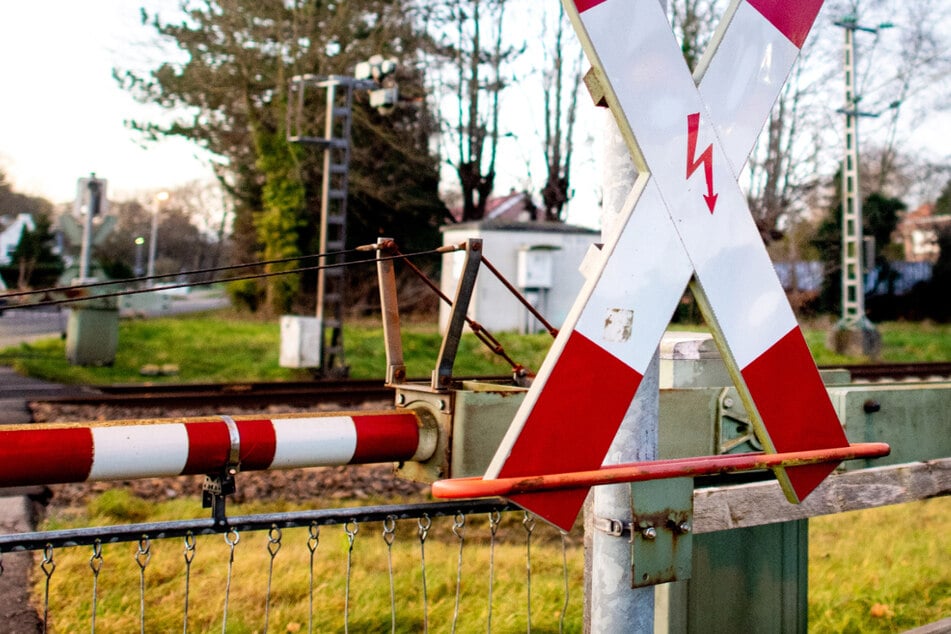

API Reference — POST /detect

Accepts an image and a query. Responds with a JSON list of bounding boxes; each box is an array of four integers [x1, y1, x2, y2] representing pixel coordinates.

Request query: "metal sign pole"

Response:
[[584, 107, 659, 634]]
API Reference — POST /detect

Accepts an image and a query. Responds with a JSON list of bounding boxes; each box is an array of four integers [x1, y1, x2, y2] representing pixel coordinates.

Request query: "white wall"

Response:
[[440, 222, 598, 333], [0, 213, 36, 265]]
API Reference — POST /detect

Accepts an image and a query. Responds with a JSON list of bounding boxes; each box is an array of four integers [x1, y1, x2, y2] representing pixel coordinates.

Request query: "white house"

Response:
[[0, 213, 35, 265], [440, 219, 598, 334]]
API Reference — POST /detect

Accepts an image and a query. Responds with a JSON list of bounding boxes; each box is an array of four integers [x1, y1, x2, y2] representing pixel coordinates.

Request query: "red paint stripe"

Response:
[[235, 419, 277, 470], [498, 331, 643, 530], [183, 421, 231, 475], [574, 0, 608, 13], [742, 326, 849, 500], [746, 0, 824, 48], [0, 428, 93, 486], [351, 414, 419, 463]]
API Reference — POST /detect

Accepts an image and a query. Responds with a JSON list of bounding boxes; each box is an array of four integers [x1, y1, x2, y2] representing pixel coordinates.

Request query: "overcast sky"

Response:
[[0, 1, 213, 204], [1, 1, 948, 221]]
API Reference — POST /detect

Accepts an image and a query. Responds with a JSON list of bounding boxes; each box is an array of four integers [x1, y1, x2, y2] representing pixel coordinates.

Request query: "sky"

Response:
[[0, 1, 213, 204], [1, 2, 949, 222], [0, 1, 605, 224]]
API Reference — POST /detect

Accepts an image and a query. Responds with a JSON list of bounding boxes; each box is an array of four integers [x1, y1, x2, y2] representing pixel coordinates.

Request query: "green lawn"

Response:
[[3, 311, 951, 385], [0, 312, 554, 384]]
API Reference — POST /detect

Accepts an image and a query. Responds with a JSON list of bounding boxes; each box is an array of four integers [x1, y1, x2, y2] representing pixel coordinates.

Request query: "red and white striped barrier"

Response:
[[483, 0, 847, 530], [0, 411, 427, 487]]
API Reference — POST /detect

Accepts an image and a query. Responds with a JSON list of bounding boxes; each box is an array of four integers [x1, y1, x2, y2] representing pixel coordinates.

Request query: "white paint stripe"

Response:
[[270, 417, 357, 469], [485, 176, 692, 479], [582, 0, 796, 368], [699, 1, 800, 174], [574, 179, 693, 371], [90, 424, 189, 480]]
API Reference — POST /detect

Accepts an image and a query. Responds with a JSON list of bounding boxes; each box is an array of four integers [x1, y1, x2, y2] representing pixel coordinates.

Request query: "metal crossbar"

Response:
[[0, 499, 516, 552]]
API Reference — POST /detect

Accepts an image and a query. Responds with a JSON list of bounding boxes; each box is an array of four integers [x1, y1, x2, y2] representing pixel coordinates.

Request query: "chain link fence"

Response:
[[1, 499, 583, 633]]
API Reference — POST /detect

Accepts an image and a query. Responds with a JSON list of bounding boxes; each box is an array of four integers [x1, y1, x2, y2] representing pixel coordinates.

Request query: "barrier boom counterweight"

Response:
[[0, 411, 431, 488]]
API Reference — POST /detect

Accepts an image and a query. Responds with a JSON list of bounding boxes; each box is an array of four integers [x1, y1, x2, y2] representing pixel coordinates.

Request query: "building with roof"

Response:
[[441, 192, 598, 334]]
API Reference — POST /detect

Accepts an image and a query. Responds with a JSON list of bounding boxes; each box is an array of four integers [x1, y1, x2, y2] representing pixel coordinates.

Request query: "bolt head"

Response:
[[723, 397, 735, 409], [641, 526, 657, 540]]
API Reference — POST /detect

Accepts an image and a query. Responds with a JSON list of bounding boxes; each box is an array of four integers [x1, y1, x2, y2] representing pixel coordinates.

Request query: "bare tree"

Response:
[[429, 0, 522, 222], [540, 4, 584, 222]]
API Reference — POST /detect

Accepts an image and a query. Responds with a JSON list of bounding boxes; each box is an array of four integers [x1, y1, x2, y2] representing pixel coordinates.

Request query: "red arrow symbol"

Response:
[[686, 112, 718, 213]]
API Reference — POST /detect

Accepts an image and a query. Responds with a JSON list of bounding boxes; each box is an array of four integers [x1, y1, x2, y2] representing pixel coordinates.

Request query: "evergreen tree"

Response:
[[9, 214, 63, 290], [117, 1, 447, 314]]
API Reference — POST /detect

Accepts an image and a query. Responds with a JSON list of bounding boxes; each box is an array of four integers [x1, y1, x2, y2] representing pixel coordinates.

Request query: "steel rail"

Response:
[[19, 364, 951, 411]]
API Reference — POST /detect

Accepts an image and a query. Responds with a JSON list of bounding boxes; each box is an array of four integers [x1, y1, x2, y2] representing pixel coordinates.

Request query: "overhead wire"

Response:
[[2, 246, 445, 311], [8, 239, 558, 380]]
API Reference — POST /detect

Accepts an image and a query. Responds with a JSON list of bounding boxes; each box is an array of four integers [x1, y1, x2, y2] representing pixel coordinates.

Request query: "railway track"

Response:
[[23, 363, 951, 410], [35, 378, 398, 408]]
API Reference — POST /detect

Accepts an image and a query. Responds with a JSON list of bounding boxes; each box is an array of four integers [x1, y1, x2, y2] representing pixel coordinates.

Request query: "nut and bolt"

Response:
[[723, 396, 735, 409], [641, 526, 657, 540]]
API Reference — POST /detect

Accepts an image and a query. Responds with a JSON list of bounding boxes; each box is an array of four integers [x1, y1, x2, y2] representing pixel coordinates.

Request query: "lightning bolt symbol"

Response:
[[686, 112, 718, 214]]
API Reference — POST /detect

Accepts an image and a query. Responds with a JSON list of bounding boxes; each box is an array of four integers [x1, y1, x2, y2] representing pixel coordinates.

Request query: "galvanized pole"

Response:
[[839, 23, 866, 329], [831, 15, 888, 356], [584, 109, 660, 633]]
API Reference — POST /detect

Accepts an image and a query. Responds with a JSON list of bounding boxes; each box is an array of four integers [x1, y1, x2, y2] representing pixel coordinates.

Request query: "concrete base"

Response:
[[827, 324, 881, 359]]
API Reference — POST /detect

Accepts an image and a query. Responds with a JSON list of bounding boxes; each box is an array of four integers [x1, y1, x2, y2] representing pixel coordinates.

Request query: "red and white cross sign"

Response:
[[483, 0, 847, 531]]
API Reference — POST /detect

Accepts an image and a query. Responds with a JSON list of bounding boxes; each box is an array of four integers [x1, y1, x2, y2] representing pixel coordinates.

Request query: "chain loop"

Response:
[[418, 514, 430, 633], [41, 543, 55, 633], [524, 513, 536, 632], [183, 532, 197, 565], [487, 511, 501, 633], [90, 540, 103, 633], [221, 529, 239, 634], [135, 536, 152, 570], [182, 533, 196, 634], [307, 523, 320, 634], [382, 515, 397, 546], [307, 522, 320, 553], [89, 539, 104, 575], [344, 520, 359, 634], [263, 525, 283, 633], [136, 536, 151, 633], [267, 525, 283, 557], [451, 512, 467, 634], [383, 516, 397, 633]]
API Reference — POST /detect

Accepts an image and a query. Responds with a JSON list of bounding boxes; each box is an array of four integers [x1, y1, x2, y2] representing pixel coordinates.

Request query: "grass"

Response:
[[32, 492, 950, 632], [3, 310, 951, 385], [809, 497, 951, 632], [0, 311, 555, 384]]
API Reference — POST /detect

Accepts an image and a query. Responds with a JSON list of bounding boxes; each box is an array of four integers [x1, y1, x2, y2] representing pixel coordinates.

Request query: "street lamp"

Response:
[[148, 191, 168, 287], [134, 236, 145, 278]]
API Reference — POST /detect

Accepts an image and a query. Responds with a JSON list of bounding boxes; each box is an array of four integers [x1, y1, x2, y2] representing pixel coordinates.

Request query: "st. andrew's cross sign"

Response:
[[482, 0, 848, 531]]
